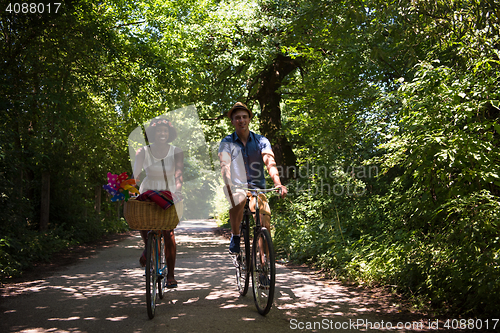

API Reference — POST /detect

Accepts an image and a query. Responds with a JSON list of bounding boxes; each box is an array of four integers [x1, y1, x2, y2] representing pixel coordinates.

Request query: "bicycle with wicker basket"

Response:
[[123, 199, 183, 319]]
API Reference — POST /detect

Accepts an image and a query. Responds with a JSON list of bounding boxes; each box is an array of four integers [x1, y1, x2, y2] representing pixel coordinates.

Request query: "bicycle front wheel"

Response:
[[236, 217, 250, 296], [158, 231, 166, 300], [251, 228, 275, 315], [145, 232, 158, 319]]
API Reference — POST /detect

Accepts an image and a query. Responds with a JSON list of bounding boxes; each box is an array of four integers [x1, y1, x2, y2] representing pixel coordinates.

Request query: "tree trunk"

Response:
[[254, 54, 299, 182], [40, 170, 50, 231]]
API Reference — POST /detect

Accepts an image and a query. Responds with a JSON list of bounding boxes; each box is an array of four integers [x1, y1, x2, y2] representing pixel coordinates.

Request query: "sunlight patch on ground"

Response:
[[220, 303, 248, 309], [205, 288, 232, 300], [19, 329, 73, 333], [183, 297, 199, 304], [47, 316, 80, 321], [176, 234, 227, 246], [105, 316, 128, 321], [169, 313, 187, 320], [174, 282, 213, 290]]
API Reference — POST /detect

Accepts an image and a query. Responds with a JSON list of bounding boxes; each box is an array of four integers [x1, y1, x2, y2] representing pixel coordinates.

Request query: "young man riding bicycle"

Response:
[[218, 102, 287, 254]]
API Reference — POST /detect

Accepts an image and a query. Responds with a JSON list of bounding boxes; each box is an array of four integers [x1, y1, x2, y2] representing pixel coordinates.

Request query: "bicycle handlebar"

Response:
[[230, 185, 282, 195]]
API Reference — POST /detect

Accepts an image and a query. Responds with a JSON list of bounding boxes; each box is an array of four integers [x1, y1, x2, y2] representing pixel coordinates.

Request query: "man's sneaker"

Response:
[[259, 273, 270, 289], [229, 235, 240, 254]]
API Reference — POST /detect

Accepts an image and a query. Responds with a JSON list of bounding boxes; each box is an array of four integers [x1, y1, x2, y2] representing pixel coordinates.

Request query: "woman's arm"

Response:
[[133, 147, 146, 183], [173, 147, 184, 194]]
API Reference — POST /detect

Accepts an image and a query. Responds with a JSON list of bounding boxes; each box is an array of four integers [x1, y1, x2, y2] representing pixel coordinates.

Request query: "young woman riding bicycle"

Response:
[[133, 116, 184, 288]]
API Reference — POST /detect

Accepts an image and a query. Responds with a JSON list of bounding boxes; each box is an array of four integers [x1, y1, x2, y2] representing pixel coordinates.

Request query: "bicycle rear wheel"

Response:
[[145, 232, 158, 319], [236, 216, 250, 296], [251, 228, 275, 315]]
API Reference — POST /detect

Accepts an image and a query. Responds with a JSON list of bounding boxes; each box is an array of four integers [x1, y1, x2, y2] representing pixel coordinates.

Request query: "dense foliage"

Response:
[[0, 0, 185, 278], [1, 0, 498, 317], [270, 0, 500, 316]]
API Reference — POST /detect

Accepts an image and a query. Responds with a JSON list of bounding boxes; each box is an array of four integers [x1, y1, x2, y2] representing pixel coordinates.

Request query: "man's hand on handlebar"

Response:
[[276, 184, 287, 199]]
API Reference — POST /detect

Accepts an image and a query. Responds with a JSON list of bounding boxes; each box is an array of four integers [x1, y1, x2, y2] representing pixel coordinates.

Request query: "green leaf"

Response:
[[494, 123, 500, 135]]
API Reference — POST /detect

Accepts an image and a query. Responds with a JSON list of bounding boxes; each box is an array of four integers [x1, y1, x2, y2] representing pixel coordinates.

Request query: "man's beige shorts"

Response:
[[248, 192, 271, 216]]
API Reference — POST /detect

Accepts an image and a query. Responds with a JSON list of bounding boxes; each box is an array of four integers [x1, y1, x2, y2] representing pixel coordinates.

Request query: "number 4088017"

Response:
[[6, 3, 61, 14]]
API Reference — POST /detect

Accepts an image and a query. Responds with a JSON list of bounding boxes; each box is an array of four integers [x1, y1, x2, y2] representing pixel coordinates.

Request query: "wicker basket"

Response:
[[123, 199, 183, 230]]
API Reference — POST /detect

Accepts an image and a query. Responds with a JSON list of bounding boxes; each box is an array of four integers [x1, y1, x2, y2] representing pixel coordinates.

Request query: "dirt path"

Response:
[[1, 220, 449, 332]]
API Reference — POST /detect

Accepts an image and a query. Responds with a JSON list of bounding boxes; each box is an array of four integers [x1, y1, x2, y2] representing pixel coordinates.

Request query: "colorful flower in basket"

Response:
[[103, 172, 140, 202]]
